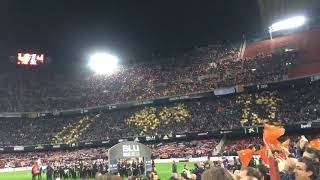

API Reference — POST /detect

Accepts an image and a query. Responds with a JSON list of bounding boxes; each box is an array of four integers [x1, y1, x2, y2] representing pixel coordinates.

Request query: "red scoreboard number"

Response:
[[17, 53, 44, 65]]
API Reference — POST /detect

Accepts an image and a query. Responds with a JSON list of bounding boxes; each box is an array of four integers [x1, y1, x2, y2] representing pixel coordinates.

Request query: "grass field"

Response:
[[0, 162, 194, 180]]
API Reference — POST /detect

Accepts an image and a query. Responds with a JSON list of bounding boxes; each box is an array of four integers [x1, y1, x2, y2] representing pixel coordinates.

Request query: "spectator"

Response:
[[46, 163, 54, 180], [279, 158, 296, 180], [172, 161, 177, 173], [201, 167, 234, 180], [294, 157, 320, 180]]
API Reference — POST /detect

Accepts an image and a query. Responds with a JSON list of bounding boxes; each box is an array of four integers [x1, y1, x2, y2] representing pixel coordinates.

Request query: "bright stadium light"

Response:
[[268, 15, 307, 39], [89, 53, 119, 74]]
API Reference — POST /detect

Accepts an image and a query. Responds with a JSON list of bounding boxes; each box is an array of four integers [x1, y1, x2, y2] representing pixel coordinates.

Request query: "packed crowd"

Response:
[[0, 79, 320, 146], [1, 133, 320, 180], [1, 132, 319, 169], [150, 139, 219, 159], [0, 147, 108, 169], [0, 139, 218, 169], [0, 43, 298, 112], [0, 116, 81, 146]]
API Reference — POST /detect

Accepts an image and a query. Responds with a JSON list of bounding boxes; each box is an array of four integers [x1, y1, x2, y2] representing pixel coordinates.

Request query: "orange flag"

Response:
[[237, 148, 255, 168], [309, 138, 320, 151], [282, 139, 290, 150], [263, 124, 285, 149], [277, 139, 290, 159], [256, 147, 269, 165]]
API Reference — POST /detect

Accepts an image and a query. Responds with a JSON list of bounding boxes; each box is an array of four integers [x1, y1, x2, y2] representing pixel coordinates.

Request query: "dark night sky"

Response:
[[0, 0, 261, 67]]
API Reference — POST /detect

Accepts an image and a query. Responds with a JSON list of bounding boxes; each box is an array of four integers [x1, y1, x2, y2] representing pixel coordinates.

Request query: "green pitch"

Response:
[[0, 162, 195, 180]]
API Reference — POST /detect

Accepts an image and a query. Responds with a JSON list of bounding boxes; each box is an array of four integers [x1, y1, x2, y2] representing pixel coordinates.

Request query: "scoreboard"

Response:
[[17, 53, 45, 65]]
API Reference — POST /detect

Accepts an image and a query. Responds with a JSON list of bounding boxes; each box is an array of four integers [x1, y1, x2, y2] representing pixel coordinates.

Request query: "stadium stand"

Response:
[[0, 42, 299, 112], [1, 31, 320, 179], [0, 79, 320, 146], [243, 27, 320, 78]]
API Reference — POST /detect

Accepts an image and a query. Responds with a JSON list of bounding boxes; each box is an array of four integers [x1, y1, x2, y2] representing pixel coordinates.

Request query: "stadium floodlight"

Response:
[[89, 53, 119, 74], [268, 15, 307, 39]]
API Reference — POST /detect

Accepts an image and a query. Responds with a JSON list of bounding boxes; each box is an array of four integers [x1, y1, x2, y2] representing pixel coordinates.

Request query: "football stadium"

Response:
[[1, 1, 320, 180]]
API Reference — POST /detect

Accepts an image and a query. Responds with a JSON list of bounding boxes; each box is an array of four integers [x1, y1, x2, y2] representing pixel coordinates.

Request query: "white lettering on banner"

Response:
[[123, 145, 139, 152], [53, 145, 60, 149], [176, 134, 186, 138], [108, 105, 117, 110], [13, 146, 24, 151], [301, 122, 312, 129], [146, 136, 156, 141], [134, 101, 153, 106], [214, 87, 235, 95], [260, 84, 268, 89], [102, 140, 110, 144], [197, 132, 208, 136], [169, 96, 189, 101], [122, 145, 140, 157], [35, 146, 44, 150], [220, 130, 232, 134]]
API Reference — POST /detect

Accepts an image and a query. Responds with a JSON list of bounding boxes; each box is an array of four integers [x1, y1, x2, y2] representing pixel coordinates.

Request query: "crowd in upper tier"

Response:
[[0, 42, 298, 112], [0, 79, 319, 146]]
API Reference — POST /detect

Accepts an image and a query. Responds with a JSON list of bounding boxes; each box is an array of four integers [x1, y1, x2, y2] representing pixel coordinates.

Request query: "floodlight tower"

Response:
[[89, 53, 119, 74], [268, 15, 307, 39]]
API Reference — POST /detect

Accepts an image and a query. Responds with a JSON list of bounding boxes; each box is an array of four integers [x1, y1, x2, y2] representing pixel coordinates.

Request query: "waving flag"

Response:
[[309, 138, 320, 151], [263, 124, 285, 150], [256, 147, 269, 165], [237, 148, 255, 167]]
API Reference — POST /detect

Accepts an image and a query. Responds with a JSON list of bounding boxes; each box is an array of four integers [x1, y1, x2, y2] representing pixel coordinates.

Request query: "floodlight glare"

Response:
[[89, 53, 118, 74], [269, 16, 306, 32]]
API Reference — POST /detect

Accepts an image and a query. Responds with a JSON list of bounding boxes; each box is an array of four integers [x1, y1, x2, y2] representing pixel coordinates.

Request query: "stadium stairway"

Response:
[[213, 135, 227, 155], [239, 37, 246, 60]]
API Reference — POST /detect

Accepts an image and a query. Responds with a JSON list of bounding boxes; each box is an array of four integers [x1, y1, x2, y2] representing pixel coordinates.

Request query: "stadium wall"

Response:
[[243, 27, 320, 78], [154, 156, 239, 164], [0, 167, 32, 173], [288, 63, 320, 78]]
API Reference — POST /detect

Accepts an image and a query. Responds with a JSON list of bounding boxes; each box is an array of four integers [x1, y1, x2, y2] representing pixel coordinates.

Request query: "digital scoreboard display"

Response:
[[17, 53, 44, 65]]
